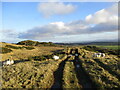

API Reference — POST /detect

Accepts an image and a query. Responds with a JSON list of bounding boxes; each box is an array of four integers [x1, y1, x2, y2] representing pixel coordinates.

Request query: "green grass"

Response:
[[0, 47, 12, 54], [82, 45, 120, 56], [5, 45, 35, 50], [96, 45, 120, 50], [5, 45, 23, 49], [23, 46, 35, 50]]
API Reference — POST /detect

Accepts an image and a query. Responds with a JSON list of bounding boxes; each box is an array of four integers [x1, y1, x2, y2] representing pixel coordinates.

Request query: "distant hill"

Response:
[[82, 42, 119, 45], [55, 41, 119, 46], [17, 40, 56, 46]]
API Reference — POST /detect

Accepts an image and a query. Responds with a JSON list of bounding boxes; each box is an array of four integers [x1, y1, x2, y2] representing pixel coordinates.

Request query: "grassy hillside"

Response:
[[0, 42, 64, 61], [17, 40, 56, 46]]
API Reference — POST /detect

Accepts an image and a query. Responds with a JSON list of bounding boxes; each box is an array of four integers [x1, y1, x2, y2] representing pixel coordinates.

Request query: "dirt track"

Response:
[[51, 49, 96, 89], [73, 49, 95, 89]]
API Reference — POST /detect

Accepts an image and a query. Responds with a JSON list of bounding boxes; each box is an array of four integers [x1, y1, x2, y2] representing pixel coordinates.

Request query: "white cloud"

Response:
[[0, 30, 21, 43], [85, 3, 118, 25], [18, 3, 118, 42], [19, 20, 117, 40], [38, 2, 76, 18]]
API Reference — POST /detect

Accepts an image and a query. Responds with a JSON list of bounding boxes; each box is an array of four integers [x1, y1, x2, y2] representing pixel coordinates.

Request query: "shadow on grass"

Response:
[[73, 49, 96, 89], [51, 57, 69, 89], [14, 59, 30, 64], [51, 49, 66, 55], [93, 58, 120, 81]]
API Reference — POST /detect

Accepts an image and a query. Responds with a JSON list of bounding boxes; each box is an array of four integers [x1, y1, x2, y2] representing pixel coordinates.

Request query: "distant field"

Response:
[[96, 45, 119, 50]]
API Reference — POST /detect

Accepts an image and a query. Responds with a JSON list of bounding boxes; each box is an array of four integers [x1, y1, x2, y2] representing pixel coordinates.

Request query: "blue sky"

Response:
[[1, 2, 118, 43]]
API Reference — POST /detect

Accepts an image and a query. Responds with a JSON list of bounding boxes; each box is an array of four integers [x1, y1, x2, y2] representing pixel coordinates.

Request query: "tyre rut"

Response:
[[73, 49, 96, 89]]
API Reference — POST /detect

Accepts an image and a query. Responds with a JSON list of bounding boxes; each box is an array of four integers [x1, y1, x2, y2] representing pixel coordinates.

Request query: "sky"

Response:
[[0, 1, 119, 43]]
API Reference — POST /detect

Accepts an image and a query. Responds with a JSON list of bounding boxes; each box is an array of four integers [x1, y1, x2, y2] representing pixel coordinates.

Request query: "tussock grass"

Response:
[[5, 45, 35, 50], [2, 55, 68, 88], [1, 42, 64, 61], [0, 47, 12, 54], [23, 46, 35, 50], [79, 48, 120, 76], [78, 48, 120, 89], [5, 45, 23, 49], [2, 44, 67, 88], [2, 42, 120, 89]]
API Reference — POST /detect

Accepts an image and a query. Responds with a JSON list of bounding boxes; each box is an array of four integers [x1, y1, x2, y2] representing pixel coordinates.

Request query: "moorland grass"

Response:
[[0, 47, 12, 54], [78, 48, 120, 89], [5, 45, 35, 50], [1, 42, 64, 61], [63, 56, 81, 88], [2, 54, 68, 88], [2, 47, 69, 88]]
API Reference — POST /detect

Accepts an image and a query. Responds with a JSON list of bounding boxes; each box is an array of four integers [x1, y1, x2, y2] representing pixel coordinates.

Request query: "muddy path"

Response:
[[73, 49, 96, 89]]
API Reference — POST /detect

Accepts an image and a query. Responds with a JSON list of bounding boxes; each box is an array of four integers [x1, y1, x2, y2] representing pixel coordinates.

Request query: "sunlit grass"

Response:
[[78, 48, 120, 89], [1, 42, 120, 89], [1, 42, 64, 61], [96, 45, 120, 50], [63, 58, 82, 88]]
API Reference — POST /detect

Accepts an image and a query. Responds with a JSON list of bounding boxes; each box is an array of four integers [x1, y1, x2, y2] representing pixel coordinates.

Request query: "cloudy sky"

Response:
[[1, 1, 118, 43]]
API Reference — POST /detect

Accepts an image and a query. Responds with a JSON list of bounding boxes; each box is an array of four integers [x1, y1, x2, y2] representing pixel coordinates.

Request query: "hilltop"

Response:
[[17, 40, 56, 46], [0, 41, 64, 61]]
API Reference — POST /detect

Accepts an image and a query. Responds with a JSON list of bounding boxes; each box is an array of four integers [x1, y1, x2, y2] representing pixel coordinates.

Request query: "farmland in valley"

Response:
[[0, 40, 120, 89], [96, 45, 119, 50]]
